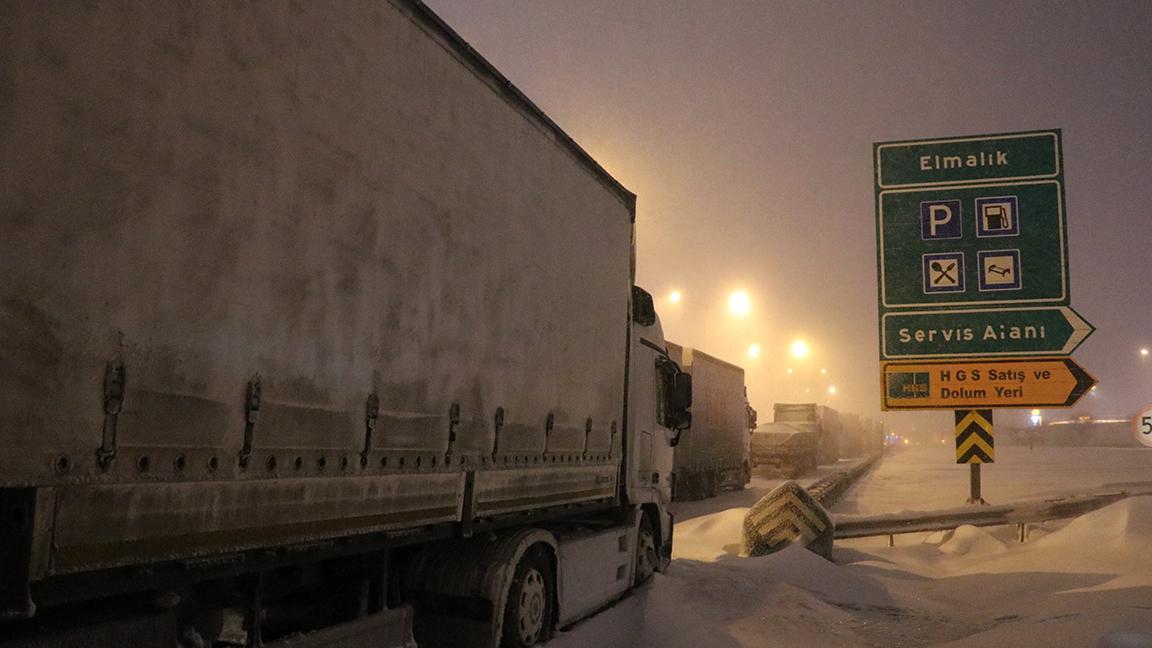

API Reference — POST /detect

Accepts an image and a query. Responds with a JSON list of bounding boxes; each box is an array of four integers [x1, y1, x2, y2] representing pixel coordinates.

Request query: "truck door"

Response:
[[627, 337, 673, 504]]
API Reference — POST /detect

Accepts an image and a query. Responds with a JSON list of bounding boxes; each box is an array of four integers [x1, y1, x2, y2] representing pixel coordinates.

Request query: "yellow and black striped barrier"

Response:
[[955, 409, 994, 464]]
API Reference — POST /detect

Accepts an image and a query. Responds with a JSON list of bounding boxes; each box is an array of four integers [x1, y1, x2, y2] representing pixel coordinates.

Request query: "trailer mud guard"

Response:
[[0, 489, 36, 620]]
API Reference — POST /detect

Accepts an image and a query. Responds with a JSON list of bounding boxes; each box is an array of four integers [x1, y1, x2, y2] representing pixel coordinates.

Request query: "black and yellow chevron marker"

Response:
[[742, 480, 833, 559], [955, 409, 994, 464]]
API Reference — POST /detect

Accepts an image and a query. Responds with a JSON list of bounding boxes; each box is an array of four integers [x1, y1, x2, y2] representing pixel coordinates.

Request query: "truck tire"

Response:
[[501, 546, 554, 648], [634, 514, 658, 585]]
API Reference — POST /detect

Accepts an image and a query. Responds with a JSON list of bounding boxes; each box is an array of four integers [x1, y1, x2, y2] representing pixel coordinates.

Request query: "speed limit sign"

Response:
[[1136, 405, 1152, 448]]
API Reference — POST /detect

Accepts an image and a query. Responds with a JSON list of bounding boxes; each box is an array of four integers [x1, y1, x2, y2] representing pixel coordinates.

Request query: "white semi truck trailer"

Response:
[[664, 344, 750, 500], [0, 2, 690, 646]]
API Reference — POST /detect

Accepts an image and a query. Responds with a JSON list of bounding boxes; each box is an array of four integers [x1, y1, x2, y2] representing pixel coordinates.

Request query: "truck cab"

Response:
[[626, 286, 690, 567]]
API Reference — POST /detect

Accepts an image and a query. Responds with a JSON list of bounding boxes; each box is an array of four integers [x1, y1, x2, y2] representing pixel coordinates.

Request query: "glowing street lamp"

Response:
[[827, 385, 837, 395], [790, 339, 810, 359], [747, 343, 761, 359], [727, 291, 751, 317], [669, 290, 682, 304], [820, 368, 827, 375], [1142, 347, 1149, 358]]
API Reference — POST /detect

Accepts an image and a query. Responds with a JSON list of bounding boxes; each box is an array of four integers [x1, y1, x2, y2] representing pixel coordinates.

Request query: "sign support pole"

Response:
[[967, 463, 984, 505], [954, 409, 992, 505]]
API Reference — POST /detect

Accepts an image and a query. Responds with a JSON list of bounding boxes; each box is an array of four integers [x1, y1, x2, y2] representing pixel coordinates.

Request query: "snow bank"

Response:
[[552, 545, 890, 648], [555, 450, 1152, 648], [935, 525, 1008, 556], [1036, 495, 1152, 550], [672, 508, 748, 562]]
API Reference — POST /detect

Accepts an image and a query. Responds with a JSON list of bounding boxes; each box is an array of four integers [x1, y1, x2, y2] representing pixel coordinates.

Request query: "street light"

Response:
[[790, 339, 810, 359], [669, 290, 682, 304], [1141, 347, 1149, 358], [728, 291, 751, 317], [827, 385, 837, 395], [747, 343, 761, 359]]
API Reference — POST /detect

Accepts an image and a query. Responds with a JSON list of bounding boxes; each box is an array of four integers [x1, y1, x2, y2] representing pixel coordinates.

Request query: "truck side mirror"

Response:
[[632, 286, 656, 326], [667, 371, 692, 445]]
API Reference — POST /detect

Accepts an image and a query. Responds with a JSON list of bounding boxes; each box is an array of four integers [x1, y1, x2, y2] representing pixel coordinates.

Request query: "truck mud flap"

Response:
[[0, 489, 36, 620]]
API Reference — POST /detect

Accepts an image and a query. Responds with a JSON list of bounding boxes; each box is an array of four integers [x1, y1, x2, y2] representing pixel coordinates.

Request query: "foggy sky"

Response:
[[427, 0, 1152, 437]]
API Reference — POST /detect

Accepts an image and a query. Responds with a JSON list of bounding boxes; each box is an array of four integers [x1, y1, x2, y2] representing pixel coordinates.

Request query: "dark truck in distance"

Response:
[[666, 343, 752, 501], [752, 404, 886, 478], [750, 422, 820, 478]]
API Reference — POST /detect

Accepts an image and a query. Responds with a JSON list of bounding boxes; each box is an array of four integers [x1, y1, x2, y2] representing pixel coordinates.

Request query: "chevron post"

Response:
[[955, 409, 994, 464], [742, 481, 834, 559]]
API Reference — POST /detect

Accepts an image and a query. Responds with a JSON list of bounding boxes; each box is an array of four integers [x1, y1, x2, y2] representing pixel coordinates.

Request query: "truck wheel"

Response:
[[501, 546, 554, 648], [634, 514, 658, 585]]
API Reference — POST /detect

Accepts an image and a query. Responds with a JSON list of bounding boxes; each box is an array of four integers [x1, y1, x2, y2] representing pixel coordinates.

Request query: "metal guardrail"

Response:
[[832, 489, 1152, 541], [807, 452, 883, 509]]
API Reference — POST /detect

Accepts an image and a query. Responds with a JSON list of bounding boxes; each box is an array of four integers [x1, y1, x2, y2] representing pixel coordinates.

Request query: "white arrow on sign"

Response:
[[1058, 306, 1094, 354]]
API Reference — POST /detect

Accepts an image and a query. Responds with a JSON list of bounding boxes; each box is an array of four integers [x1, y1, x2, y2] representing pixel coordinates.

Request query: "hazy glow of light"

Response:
[[1031, 409, 1041, 416], [820, 368, 827, 375], [827, 385, 837, 395], [728, 291, 751, 317], [790, 339, 810, 359], [747, 343, 761, 359], [903, 438, 910, 445], [940, 439, 947, 444], [786, 368, 793, 375], [1142, 348, 1149, 357], [669, 290, 682, 304]]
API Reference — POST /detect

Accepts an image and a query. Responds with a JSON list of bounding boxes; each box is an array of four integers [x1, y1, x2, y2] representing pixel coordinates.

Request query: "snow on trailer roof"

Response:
[[754, 422, 817, 436], [665, 341, 746, 374], [401, 0, 637, 219]]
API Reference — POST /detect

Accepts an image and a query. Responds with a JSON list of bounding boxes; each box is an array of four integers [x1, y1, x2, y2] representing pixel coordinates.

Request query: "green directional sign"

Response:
[[874, 130, 1096, 405], [878, 181, 1067, 308], [875, 130, 1068, 309], [882, 306, 1094, 359], [876, 131, 1060, 188]]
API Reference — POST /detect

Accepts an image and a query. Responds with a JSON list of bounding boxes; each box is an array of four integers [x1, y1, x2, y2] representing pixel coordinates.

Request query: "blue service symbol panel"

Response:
[[922, 252, 964, 294], [977, 249, 1022, 291], [975, 195, 1019, 237], [920, 200, 963, 240]]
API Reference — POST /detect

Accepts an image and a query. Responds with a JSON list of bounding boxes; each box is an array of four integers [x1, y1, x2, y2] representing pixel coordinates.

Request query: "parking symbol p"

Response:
[[920, 200, 962, 240]]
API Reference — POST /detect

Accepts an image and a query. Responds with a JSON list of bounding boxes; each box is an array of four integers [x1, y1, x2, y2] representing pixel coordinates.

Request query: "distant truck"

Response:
[[0, 2, 692, 647], [750, 422, 820, 478], [666, 343, 751, 500], [773, 403, 840, 464]]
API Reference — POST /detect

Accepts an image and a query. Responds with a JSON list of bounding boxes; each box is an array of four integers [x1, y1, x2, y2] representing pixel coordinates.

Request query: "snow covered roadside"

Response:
[[549, 448, 1152, 647]]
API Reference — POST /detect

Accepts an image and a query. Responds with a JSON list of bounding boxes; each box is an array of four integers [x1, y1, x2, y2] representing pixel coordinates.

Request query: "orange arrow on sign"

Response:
[[882, 357, 1096, 410]]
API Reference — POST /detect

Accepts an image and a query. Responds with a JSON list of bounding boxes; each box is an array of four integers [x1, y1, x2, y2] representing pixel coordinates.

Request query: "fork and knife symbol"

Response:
[[930, 260, 957, 284]]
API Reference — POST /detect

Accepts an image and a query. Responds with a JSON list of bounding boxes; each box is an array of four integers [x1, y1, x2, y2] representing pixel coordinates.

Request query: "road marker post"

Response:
[[955, 409, 993, 504]]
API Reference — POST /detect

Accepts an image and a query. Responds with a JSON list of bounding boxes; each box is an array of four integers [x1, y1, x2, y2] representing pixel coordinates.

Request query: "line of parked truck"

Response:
[[1, 1, 881, 645], [665, 342, 885, 501], [751, 404, 886, 479]]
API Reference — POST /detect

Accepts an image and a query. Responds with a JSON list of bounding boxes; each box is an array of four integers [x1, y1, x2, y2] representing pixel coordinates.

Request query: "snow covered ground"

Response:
[[550, 446, 1152, 647]]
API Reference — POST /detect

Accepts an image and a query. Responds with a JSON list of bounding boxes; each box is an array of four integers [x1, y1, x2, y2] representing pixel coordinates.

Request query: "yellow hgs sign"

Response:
[[882, 357, 1096, 410]]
